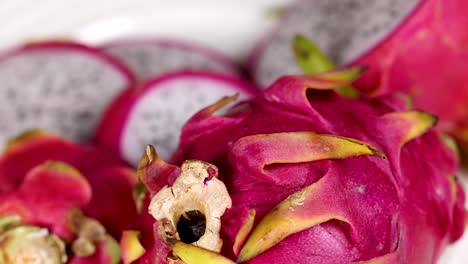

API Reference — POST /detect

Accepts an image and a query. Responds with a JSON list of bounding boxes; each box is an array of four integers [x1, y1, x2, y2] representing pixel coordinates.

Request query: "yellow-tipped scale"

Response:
[[168, 239, 234, 264], [232, 209, 256, 255], [120, 230, 145, 264], [383, 110, 437, 145], [236, 179, 348, 262]]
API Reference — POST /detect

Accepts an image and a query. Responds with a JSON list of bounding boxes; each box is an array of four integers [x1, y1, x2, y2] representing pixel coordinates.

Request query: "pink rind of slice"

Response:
[[94, 70, 258, 166], [101, 37, 242, 81], [0, 41, 136, 150]]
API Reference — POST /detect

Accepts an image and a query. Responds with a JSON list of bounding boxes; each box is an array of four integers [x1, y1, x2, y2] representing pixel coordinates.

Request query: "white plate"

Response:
[[0, 0, 466, 263]]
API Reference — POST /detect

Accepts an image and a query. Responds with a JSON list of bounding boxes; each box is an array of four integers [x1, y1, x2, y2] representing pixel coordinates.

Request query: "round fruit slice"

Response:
[[101, 38, 241, 81], [250, 0, 430, 87], [95, 71, 258, 165], [0, 41, 135, 151]]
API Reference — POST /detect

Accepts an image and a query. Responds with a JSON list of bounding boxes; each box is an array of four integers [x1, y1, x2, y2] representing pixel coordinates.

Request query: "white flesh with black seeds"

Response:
[[0, 48, 130, 150], [104, 42, 238, 81], [122, 76, 251, 164], [254, 0, 420, 87]]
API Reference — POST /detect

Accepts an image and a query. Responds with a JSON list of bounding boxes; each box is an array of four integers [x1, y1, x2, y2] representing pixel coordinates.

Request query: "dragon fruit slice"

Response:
[[102, 38, 241, 81], [0, 41, 135, 151], [249, 0, 468, 152], [138, 68, 465, 263], [250, 0, 421, 86], [95, 71, 258, 165]]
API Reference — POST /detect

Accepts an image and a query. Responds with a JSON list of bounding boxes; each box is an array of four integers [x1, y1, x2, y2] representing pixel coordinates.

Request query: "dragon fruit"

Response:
[[0, 130, 145, 263], [95, 71, 258, 165], [0, 41, 135, 151], [250, 0, 468, 152], [101, 38, 241, 81], [137, 68, 465, 263]]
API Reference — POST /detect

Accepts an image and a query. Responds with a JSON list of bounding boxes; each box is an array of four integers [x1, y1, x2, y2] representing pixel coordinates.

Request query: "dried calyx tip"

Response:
[[149, 160, 232, 255], [70, 210, 107, 257], [138, 145, 157, 170]]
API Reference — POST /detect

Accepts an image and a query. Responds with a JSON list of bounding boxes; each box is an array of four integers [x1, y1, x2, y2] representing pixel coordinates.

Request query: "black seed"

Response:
[[176, 210, 206, 244]]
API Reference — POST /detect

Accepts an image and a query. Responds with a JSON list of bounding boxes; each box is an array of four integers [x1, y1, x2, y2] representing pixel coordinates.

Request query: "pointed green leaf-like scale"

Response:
[[377, 110, 438, 170], [231, 132, 384, 183], [168, 239, 235, 264], [292, 35, 335, 75], [195, 94, 240, 118], [262, 68, 363, 120], [173, 95, 246, 157], [382, 111, 437, 145], [312, 67, 364, 86], [0, 162, 92, 239], [120, 230, 146, 264], [0, 130, 124, 194], [183, 93, 241, 132], [237, 176, 348, 262], [84, 166, 140, 239], [232, 209, 256, 256], [137, 145, 181, 194], [70, 236, 121, 264], [291, 35, 360, 98], [438, 133, 461, 161], [312, 68, 362, 99]]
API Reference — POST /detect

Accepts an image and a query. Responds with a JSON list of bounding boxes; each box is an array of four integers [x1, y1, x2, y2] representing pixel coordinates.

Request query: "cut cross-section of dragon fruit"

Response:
[[250, 0, 422, 87], [249, 0, 468, 153], [101, 38, 241, 81], [95, 71, 258, 166], [0, 41, 135, 151]]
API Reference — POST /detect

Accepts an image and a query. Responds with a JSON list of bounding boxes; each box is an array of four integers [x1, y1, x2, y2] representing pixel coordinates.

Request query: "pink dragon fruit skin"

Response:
[[249, 0, 468, 153], [139, 68, 465, 263], [0, 130, 126, 194], [350, 0, 468, 151], [0, 161, 92, 239], [0, 131, 144, 263]]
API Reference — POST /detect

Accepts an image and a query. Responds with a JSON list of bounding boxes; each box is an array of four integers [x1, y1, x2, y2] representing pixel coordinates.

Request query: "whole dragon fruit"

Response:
[[0, 130, 145, 263], [138, 68, 465, 263]]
